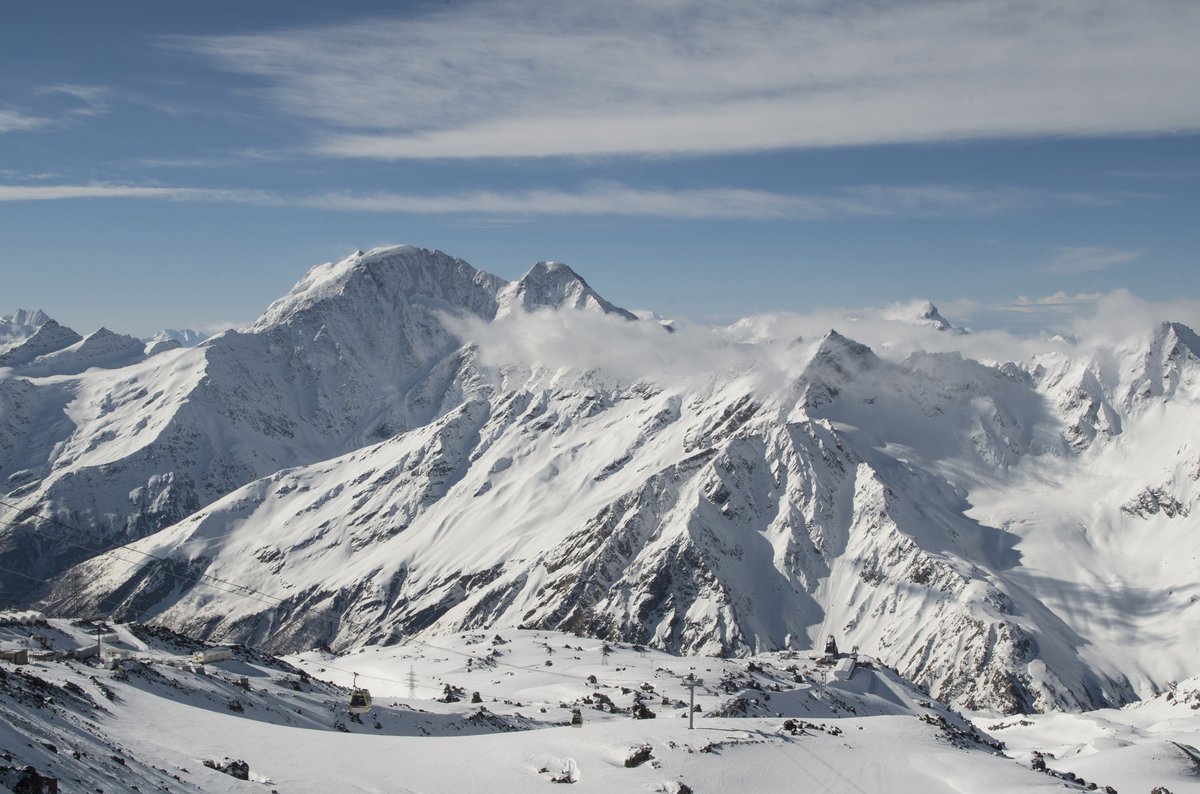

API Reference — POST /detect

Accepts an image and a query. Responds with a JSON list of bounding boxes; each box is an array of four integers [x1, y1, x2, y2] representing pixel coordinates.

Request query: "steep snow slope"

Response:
[[44, 325, 1200, 712], [980, 675, 1200, 793], [0, 247, 635, 604], [6, 247, 1200, 719]]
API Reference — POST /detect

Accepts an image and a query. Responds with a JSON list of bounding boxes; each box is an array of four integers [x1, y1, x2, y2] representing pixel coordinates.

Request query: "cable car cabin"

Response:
[[349, 688, 372, 714]]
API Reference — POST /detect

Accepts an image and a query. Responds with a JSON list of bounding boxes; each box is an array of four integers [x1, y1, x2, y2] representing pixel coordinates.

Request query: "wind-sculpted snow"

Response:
[[4, 248, 1200, 717]]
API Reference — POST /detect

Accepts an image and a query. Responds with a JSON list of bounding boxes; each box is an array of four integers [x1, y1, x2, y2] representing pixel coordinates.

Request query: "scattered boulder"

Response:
[[624, 744, 654, 768], [203, 757, 250, 780], [9, 765, 58, 794]]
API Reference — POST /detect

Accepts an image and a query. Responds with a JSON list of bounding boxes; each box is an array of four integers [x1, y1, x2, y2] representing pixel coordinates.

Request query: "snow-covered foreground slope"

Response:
[[4, 246, 1200, 719], [978, 676, 1200, 793], [7, 619, 1171, 793]]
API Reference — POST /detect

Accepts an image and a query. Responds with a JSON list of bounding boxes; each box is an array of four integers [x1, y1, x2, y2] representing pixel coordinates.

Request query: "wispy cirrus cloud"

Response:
[[301, 183, 1137, 220], [0, 180, 1138, 221], [0, 183, 276, 203], [37, 84, 111, 117], [1, 84, 111, 136], [1013, 291, 1108, 308], [1042, 246, 1143, 274], [173, 0, 1200, 159], [0, 109, 48, 134]]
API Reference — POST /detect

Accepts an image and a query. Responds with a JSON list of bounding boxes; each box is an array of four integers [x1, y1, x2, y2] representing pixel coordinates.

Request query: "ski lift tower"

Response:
[[683, 671, 703, 730]]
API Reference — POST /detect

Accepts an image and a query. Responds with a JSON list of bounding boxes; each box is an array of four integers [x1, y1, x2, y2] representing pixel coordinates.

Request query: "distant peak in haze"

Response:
[[147, 328, 209, 348], [917, 301, 966, 334], [1, 308, 50, 332], [0, 308, 53, 349], [0, 316, 82, 367]]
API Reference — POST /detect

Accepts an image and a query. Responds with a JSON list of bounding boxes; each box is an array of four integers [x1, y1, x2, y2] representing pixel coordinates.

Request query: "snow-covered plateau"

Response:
[[3, 617, 1194, 793], [1, 246, 1198, 791]]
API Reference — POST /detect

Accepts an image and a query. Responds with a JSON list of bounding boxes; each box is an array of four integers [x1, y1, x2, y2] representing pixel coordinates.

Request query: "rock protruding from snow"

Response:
[[498, 261, 637, 319]]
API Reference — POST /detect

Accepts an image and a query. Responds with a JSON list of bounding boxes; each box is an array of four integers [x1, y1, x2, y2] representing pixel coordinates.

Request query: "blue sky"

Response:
[[2, 0, 1198, 337]]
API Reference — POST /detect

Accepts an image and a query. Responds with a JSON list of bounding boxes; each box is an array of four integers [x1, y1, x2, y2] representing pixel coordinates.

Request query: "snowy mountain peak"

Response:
[[0, 308, 54, 354], [146, 328, 209, 348], [1160, 320, 1200, 360], [17, 326, 146, 377], [10, 244, 1200, 727], [0, 308, 50, 341], [1124, 320, 1200, 406], [253, 245, 507, 331], [919, 301, 948, 326], [0, 318, 82, 367], [500, 260, 637, 319], [917, 301, 966, 334], [791, 330, 882, 408], [815, 328, 876, 360]]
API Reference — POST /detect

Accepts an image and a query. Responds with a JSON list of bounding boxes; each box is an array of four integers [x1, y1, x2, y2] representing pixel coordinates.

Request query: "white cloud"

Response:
[[37, 84, 110, 117], [0, 110, 48, 134], [442, 289, 1200, 393], [176, 0, 1200, 159], [0, 183, 276, 203], [304, 182, 1060, 220], [0, 180, 1135, 221], [1060, 289, 1200, 347], [1043, 246, 1143, 274]]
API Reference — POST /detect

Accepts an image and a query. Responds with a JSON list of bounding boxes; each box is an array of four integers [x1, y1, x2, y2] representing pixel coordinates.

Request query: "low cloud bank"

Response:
[[441, 290, 1200, 390]]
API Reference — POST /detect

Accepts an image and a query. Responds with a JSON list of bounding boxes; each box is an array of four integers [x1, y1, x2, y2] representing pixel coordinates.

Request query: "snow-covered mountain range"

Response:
[[2, 246, 1198, 717]]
